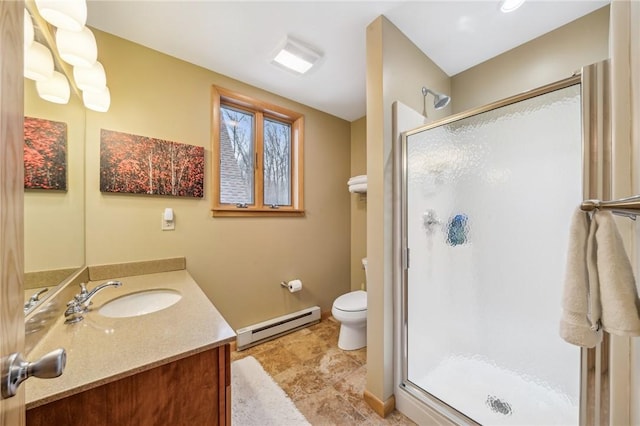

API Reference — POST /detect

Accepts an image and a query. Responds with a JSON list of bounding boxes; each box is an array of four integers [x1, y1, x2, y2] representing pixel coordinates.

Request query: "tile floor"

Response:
[[231, 317, 416, 425]]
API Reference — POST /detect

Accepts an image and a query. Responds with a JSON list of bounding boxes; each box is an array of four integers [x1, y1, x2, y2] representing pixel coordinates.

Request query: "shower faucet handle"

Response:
[[423, 210, 441, 233]]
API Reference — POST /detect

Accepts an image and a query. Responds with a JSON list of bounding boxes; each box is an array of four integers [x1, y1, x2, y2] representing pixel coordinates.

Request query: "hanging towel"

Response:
[[594, 211, 640, 335], [559, 209, 602, 347], [560, 208, 640, 348], [347, 175, 367, 186]]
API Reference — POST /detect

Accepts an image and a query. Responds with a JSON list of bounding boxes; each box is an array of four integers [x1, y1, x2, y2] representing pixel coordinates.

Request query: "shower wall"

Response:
[[402, 83, 582, 424]]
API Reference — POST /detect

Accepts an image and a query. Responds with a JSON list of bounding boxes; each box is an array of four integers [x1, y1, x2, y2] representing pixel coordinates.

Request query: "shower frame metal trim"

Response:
[[581, 60, 611, 426], [403, 74, 581, 138], [397, 71, 602, 425]]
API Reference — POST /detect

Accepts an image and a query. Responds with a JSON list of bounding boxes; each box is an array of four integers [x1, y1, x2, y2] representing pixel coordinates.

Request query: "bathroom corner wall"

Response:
[[350, 117, 367, 292], [84, 30, 352, 330], [365, 15, 451, 409]]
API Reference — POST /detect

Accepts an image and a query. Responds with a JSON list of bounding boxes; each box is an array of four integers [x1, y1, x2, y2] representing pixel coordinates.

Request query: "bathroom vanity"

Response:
[[23, 260, 235, 425]]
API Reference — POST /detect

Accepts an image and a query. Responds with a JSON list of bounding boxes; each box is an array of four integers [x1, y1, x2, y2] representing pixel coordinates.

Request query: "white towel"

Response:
[[594, 211, 640, 336], [348, 175, 367, 186], [348, 183, 367, 193], [560, 209, 640, 348], [560, 209, 602, 347]]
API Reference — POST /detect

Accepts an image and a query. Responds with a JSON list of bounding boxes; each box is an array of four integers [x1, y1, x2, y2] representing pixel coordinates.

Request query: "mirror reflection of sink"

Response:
[[98, 289, 182, 318]]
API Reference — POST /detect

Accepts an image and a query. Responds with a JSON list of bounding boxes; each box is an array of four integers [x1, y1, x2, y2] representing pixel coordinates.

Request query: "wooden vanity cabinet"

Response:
[[26, 344, 231, 426]]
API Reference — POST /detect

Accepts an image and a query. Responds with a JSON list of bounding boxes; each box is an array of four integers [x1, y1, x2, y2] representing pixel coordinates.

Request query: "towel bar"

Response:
[[581, 195, 640, 219]]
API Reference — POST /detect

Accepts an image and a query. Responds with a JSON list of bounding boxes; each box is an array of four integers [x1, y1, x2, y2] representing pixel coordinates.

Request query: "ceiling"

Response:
[[86, 1, 609, 122]]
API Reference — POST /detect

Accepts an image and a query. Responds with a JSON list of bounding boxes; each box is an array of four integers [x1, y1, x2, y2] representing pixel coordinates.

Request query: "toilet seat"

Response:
[[333, 290, 367, 312]]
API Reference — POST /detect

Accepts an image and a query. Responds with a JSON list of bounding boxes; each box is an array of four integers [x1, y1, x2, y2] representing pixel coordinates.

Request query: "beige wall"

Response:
[[452, 6, 610, 113], [350, 117, 367, 291], [84, 30, 352, 330], [24, 81, 85, 273], [366, 15, 451, 403]]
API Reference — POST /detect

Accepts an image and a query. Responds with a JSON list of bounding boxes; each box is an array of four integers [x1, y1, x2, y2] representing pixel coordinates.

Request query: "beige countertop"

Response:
[[25, 269, 236, 409]]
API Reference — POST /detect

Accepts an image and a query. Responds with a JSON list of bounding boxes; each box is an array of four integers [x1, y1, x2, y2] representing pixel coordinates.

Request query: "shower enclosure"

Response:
[[398, 76, 590, 425]]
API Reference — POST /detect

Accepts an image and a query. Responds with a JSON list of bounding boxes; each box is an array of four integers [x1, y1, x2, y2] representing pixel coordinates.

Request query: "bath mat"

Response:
[[232, 356, 310, 426]]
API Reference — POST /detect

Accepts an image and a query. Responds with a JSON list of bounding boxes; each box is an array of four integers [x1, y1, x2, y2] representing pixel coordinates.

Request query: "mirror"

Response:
[[23, 76, 85, 314]]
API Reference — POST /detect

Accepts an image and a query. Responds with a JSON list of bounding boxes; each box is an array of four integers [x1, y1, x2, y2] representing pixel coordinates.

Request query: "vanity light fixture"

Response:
[[83, 86, 111, 112], [272, 36, 322, 75], [56, 26, 98, 68], [35, 0, 87, 32], [499, 0, 526, 13], [73, 61, 106, 92], [27, 0, 111, 111], [24, 9, 34, 49], [24, 41, 54, 81], [36, 71, 70, 104]]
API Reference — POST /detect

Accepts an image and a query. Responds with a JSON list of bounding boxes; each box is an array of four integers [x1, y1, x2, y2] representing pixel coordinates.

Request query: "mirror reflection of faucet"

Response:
[[24, 288, 48, 313]]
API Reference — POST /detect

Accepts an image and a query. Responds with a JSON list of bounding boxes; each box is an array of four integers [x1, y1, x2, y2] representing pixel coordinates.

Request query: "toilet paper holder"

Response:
[[280, 280, 302, 293]]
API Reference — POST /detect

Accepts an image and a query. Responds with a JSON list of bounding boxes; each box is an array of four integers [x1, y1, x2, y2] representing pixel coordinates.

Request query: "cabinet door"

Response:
[[27, 346, 229, 425]]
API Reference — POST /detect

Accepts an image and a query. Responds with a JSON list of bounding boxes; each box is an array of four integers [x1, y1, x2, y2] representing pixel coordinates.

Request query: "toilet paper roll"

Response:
[[287, 279, 302, 293]]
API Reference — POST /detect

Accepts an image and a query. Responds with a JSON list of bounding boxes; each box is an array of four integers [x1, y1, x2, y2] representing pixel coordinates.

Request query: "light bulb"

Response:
[[73, 61, 107, 92], [56, 26, 97, 67], [35, 0, 87, 31], [36, 71, 70, 104], [24, 42, 54, 81], [83, 86, 111, 112]]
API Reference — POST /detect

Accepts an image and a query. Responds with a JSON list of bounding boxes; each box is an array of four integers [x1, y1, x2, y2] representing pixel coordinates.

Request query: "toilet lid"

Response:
[[334, 290, 367, 312]]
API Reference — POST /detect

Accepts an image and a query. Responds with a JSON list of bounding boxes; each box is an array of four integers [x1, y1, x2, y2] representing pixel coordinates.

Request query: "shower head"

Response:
[[422, 87, 451, 110]]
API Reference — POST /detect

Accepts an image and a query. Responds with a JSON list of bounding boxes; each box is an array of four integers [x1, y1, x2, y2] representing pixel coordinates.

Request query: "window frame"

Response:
[[211, 86, 304, 217]]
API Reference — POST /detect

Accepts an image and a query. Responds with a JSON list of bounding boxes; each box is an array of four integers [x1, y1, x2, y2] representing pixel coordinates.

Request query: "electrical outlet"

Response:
[[161, 214, 175, 231]]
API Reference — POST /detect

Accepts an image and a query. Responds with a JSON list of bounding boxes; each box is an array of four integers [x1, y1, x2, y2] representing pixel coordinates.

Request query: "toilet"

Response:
[[332, 258, 368, 350]]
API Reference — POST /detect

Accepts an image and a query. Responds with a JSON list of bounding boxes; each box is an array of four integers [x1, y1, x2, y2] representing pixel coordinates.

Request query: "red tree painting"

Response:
[[24, 117, 67, 190], [100, 129, 204, 197]]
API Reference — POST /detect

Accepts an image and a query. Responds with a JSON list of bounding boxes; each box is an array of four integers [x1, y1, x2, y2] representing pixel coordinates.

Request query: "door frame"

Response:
[[0, 1, 26, 424]]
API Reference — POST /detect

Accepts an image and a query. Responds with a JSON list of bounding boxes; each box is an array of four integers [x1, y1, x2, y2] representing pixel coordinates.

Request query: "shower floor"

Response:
[[414, 355, 578, 425]]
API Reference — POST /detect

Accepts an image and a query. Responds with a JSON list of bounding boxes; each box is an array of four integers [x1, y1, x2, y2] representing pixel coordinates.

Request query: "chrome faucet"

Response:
[[64, 280, 122, 324]]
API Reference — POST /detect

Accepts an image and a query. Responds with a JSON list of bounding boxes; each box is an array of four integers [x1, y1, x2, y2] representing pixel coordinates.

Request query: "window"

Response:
[[212, 86, 304, 216]]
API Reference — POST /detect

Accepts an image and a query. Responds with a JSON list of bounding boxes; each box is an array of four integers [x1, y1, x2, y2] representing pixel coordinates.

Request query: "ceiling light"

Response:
[[24, 9, 34, 49], [83, 86, 111, 112], [500, 0, 526, 13], [36, 71, 70, 104], [56, 26, 97, 67], [272, 37, 322, 75], [73, 61, 106, 92], [35, 0, 87, 32], [24, 41, 54, 81]]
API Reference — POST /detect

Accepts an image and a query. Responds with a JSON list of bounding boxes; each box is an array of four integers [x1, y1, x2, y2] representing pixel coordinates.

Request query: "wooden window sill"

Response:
[[211, 208, 305, 218]]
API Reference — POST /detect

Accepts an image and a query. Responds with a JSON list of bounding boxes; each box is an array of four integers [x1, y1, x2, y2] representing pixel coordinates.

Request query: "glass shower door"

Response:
[[402, 83, 582, 425]]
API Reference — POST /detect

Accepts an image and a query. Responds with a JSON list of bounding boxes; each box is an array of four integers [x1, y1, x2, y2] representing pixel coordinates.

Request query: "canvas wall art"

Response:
[[24, 116, 68, 191], [100, 129, 205, 197]]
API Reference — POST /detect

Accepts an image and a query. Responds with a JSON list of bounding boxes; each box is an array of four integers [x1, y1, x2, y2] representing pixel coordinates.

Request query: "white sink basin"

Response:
[[98, 289, 182, 318]]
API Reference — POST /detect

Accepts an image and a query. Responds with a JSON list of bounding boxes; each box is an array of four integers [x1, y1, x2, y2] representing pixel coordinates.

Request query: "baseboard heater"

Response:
[[236, 306, 321, 351]]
